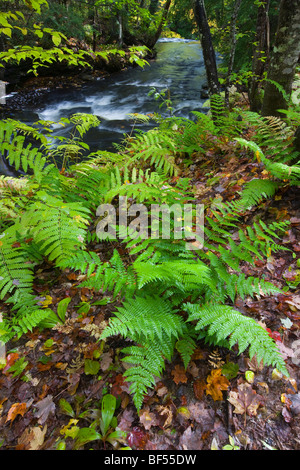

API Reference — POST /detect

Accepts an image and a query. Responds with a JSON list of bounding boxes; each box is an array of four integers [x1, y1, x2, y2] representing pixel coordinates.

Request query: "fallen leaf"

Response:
[[285, 393, 300, 416], [127, 426, 148, 450], [117, 408, 135, 432], [139, 409, 158, 430], [17, 425, 47, 450], [6, 402, 27, 423], [187, 361, 199, 378], [193, 378, 206, 400], [156, 405, 173, 428], [35, 395, 56, 424], [179, 425, 203, 450], [39, 295, 53, 308], [156, 384, 168, 397], [206, 369, 229, 401], [2, 352, 19, 374], [100, 352, 113, 371], [171, 364, 188, 384], [228, 383, 262, 417]]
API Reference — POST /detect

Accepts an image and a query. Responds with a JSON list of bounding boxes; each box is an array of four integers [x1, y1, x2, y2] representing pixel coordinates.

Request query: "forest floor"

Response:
[[0, 83, 300, 451]]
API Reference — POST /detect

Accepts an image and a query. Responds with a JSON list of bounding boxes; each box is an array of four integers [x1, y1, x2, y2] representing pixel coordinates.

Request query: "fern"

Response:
[[100, 295, 184, 409], [185, 302, 288, 376], [21, 192, 90, 266], [240, 111, 298, 164], [235, 138, 300, 184], [239, 178, 279, 209], [0, 226, 34, 300], [125, 128, 180, 176], [0, 107, 293, 412], [0, 122, 53, 183], [121, 342, 167, 410], [101, 295, 184, 343]]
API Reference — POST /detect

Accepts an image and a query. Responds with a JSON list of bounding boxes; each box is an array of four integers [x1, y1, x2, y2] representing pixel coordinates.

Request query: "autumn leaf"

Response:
[[193, 378, 206, 400], [206, 369, 229, 401], [35, 395, 56, 424], [171, 364, 188, 384], [39, 295, 53, 308], [156, 405, 173, 428], [2, 352, 19, 374], [17, 425, 47, 450], [227, 383, 263, 417], [127, 426, 148, 450], [6, 402, 27, 423], [139, 408, 158, 430]]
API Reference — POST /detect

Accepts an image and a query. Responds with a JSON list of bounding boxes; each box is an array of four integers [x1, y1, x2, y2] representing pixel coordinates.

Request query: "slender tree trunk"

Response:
[[261, 0, 300, 117], [193, 0, 220, 95], [147, 0, 172, 48], [118, 11, 123, 47], [249, 0, 270, 112], [224, 0, 243, 107]]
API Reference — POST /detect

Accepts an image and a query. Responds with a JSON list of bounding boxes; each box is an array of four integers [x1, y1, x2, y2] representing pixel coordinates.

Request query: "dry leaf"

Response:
[[156, 385, 169, 397], [187, 361, 199, 378], [100, 351, 113, 371], [228, 383, 262, 417], [139, 408, 158, 430], [156, 405, 173, 428], [17, 426, 47, 450], [6, 402, 27, 423], [171, 364, 188, 384], [206, 369, 229, 401], [193, 378, 206, 400], [35, 395, 56, 424]]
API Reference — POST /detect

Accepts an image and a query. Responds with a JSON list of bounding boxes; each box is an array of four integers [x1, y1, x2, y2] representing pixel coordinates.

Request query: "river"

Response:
[[1, 38, 209, 173]]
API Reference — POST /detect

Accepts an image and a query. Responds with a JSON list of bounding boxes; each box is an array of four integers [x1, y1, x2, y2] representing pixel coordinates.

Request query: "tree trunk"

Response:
[[249, 0, 270, 112], [147, 0, 172, 48], [193, 0, 220, 95], [261, 0, 300, 117], [118, 12, 123, 47], [224, 0, 243, 107]]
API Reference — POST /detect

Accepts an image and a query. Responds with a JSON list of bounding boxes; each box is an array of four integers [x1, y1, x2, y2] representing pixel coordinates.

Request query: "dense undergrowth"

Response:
[[0, 93, 300, 416]]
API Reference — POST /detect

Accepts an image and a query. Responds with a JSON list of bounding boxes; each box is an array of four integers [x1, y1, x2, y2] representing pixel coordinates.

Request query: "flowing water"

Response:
[[1, 38, 209, 174]]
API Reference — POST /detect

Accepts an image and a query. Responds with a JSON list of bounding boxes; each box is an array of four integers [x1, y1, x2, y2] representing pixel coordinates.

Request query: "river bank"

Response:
[[0, 46, 156, 112]]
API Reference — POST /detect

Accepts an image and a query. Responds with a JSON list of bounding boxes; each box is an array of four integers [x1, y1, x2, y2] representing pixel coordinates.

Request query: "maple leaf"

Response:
[[35, 395, 56, 424], [206, 369, 229, 401], [6, 402, 27, 423], [139, 408, 158, 430], [171, 364, 188, 384], [17, 425, 47, 450], [193, 378, 206, 400], [228, 383, 263, 417]]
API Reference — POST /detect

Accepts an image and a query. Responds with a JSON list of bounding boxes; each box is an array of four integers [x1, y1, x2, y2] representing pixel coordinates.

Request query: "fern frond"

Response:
[[239, 178, 279, 208], [0, 227, 34, 300], [134, 259, 215, 292], [0, 121, 53, 182], [235, 138, 300, 184], [175, 328, 197, 369], [185, 303, 288, 375], [76, 249, 136, 299], [21, 192, 90, 266], [126, 128, 179, 176], [121, 342, 166, 410], [101, 295, 184, 343]]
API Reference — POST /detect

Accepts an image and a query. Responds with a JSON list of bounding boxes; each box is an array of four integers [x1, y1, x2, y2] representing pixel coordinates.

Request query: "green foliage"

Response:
[[185, 303, 288, 375], [0, 102, 295, 411]]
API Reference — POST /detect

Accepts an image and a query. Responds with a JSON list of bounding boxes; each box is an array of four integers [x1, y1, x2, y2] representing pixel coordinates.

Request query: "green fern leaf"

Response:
[[185, 303, 288, 376]]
